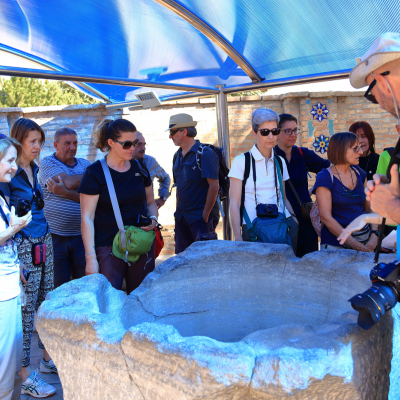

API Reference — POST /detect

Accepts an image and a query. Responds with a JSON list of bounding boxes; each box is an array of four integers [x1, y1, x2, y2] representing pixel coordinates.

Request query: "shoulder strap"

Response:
[[100, 158, 126, 249], [274, 156, 286, 212], [240, 152, 251, 227], [0, 203, 8, 227], [384, 147, 395, 157], [298, 147, 304, 157], [287, 179, 304, 207]]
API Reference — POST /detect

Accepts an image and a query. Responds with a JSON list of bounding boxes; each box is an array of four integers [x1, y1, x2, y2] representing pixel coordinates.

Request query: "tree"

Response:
[[0, 77, 98, 107]]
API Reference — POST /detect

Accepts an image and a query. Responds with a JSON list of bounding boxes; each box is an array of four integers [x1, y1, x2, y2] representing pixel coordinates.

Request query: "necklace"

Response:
[[334, 166, 361, 197]]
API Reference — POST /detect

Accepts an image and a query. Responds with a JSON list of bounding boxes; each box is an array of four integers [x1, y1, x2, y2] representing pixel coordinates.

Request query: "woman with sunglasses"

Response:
[[229, 108, 297, 243], [0, 119, 57, 398], [78, 119, 157, 294], [314, 132, 378, 252], [275, 113, 330, 257], [348, 121, 380, 181]]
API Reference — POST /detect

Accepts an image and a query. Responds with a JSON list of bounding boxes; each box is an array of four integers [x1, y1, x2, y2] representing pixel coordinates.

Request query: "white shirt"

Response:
[[228, 145, 289, 223], [0, 196, 20, 301]]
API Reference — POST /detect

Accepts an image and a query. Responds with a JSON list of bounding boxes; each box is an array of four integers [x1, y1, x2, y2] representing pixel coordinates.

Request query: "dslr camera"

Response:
[[349, 260, 400, 330], [133, 215, 153, 227], [14, 198, 32, 217], [256, 203, 278, 218]]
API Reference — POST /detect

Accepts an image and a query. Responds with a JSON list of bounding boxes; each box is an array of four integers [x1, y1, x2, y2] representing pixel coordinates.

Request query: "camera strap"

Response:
[[250, 153, 280, 207]]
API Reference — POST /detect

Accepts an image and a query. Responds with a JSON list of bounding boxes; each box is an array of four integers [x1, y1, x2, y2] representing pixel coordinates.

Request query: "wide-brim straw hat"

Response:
[[349, 32, 400, 89], [166, 113, 197, 131]]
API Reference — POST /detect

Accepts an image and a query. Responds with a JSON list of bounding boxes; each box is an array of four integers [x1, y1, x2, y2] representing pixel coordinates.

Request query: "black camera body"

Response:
[[349, 260, 400, 330], [133, 215, 153, 227], [14, 198, 32, 217], [256, 203, 278, 218]]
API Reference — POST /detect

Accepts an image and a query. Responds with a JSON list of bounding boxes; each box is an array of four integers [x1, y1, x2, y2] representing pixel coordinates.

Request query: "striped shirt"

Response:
[[39, 153, 91, 236]]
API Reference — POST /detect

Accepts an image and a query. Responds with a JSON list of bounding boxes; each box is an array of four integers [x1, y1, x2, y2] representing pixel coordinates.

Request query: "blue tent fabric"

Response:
[[1, 0, 400, 103]]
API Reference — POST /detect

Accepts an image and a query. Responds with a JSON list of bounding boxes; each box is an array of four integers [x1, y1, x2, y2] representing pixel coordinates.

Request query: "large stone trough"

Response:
[[36, 242, 400, 399]]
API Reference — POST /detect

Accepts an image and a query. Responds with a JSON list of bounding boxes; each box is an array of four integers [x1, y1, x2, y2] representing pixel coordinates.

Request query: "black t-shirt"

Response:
[[358, 152, 380, 181], [78, 159, 152, 247]]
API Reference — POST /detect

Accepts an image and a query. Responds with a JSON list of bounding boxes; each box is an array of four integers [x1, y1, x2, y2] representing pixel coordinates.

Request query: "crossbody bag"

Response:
[[100, 158, 155, 265]]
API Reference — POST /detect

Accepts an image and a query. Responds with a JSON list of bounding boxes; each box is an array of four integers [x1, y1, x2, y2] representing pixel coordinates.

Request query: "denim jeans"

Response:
[[174, 215, 219, 254], [51, 233, 86, 289], [0, 295, 22, 400]]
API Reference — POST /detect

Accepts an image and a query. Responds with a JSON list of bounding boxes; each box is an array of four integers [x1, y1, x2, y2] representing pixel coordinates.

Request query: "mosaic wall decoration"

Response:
[[311, 102, 329, 122], [313, 134, 329, 154]]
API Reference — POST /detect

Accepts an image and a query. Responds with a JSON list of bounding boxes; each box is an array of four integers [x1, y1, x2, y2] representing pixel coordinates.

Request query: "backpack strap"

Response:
[[298, 147, 304, 158], [240, 152, 251, 227], [384, 147, 395, 157]]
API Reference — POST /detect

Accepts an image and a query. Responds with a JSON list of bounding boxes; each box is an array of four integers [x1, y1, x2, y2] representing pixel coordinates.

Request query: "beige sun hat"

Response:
[[349, 32, 400, 89], [166, 113, 197, 131]]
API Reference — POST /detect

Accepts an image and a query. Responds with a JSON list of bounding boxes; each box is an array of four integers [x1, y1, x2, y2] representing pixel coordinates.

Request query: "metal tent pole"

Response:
[[215, 84, 231, 241]]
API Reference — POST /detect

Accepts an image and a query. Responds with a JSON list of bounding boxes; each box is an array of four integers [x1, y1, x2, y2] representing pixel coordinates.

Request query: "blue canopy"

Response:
[[1, 0, 400, 105]]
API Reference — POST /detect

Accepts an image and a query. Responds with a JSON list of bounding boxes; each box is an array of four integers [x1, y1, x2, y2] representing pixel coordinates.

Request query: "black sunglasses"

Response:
[[113, 139, 139, 149], [364, 71, 390, 104], [258, 128, 280, 136], [170, 128, 183, 136], [32, 189, 44, 210]]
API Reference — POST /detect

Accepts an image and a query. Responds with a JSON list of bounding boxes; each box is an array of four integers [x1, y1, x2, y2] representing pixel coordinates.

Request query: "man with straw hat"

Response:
[[349, 32, 400, 225], [168, 113, 220, 253]]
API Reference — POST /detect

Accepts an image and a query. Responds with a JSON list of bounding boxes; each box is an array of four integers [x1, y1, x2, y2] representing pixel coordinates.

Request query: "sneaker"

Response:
[[21, 370, 56, 398], [39, 358, 58, 374]]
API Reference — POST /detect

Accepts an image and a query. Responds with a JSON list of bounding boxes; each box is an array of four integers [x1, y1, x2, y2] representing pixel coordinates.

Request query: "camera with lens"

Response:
[[256, 203, 278, 218], [349, 260, 400, 330], [133, 215, 152, 227], [14, 198, 32, 217]]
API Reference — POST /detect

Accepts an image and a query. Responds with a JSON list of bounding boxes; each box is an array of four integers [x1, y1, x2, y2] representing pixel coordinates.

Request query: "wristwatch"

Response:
[[372, 230, 380, 237]]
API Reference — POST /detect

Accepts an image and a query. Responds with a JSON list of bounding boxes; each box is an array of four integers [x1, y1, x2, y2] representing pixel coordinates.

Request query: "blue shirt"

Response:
[[313, 166, 367, 247], [0, 162, 48, 239], [173, 140, 219, 225], [274, 145, 330, 218]]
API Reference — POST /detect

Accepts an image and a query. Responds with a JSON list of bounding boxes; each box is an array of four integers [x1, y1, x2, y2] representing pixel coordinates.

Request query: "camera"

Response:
[[348, 260, 400, 330], [133, 215, 152, 227], [256, 203, 278, 218], [14, 198, 31, 217]]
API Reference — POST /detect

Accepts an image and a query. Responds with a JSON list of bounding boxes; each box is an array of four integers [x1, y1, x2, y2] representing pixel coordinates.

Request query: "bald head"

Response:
[[132, 131, 146, 160]]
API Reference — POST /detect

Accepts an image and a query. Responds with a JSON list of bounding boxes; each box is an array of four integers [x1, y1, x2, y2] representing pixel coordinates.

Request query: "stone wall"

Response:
[[1, 91, 398, 254]]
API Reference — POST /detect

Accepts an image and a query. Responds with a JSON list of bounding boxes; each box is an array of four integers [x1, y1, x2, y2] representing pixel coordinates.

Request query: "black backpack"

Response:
[[196, 144, 230, 201], [172, 143, 230, 201]]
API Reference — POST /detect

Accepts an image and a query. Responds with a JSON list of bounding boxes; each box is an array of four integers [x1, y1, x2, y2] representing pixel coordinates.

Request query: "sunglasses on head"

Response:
[[113, 138, 139, 149], [258, 128, 280, 136], [32, 189, 44, 210], [364, 71, 390, 104], [169, 128, 183, 136]]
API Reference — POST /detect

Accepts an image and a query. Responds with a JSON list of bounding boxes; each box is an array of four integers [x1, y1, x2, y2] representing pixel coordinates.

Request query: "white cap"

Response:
[[349, 32, 400, 89]]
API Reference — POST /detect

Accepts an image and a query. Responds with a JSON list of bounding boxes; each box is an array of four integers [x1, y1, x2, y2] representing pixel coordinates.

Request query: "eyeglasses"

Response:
[[32, 189, 44, 210], [258, 128, 280, 136], [364, 71, 390, 104], [169, 128, 183, 136], [282, 128, 300, 136], [136, 142, 146, 148], [352, 144, 362, 153], [113, 139, 139, 149]]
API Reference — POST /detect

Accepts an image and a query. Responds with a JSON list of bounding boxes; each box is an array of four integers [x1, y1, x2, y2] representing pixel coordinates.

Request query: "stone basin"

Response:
[[36, 242, 400, 399]]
